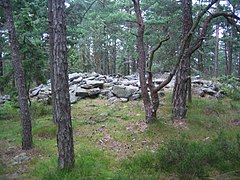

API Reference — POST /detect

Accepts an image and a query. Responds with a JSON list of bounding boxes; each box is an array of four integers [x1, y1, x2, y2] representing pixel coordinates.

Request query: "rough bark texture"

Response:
[[0, 51, 3, 93], [214, 24, 219, 78], [228, 31, 233, 76], [172, 0, 193, 119], [3, 0, 32, 150], [133, 0, 156, 123], [48, 0, 57, 124], [224, 42, 229, 76], [48, 0, 75, 169]]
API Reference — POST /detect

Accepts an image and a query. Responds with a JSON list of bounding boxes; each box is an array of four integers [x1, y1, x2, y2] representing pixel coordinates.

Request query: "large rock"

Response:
[[88, 88, 101, 98], [112, 85, 139, 98], [202, 87, 217, 96], [85, 80, 104, 89], [70, 92, 78, 104], [75, 87, 89, 98], [69, 73, 81, 81]]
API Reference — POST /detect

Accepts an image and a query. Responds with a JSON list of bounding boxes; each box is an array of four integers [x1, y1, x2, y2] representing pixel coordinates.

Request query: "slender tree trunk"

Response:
[[3, 0, 32, 150], [224, 42, 229, 76], [48, 0, 74, 169], [112, 38, 117, 74], [87, 42, 91, 72], [238, 54, 240, 77], [228, 31, 233, 76], [0, 51, 3, 93], [214, 24, 219, 78], [48, 0, 57, 123], [198, 49, 204, 72], [172, 0, 193, 119], [93, 44, 99, 73], [133, 0, 156, 123]]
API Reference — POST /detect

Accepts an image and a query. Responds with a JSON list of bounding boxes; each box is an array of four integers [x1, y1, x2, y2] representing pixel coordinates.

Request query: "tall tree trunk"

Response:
[[3, 0, 32, 150], [0, 51, 3, 93], [48, 0, 74, 169], [172, 0, 193, 119], [238, 54, 240, 77], [133, 0, 156, 123], [112, 38, 117, 74], [48, 0, 57, 124], [214, 23, 219, 78], [93, 44, 99, 73], [228, 31, 233, 76], [197, 49, 204, 72], [224, 42, 229, 76]]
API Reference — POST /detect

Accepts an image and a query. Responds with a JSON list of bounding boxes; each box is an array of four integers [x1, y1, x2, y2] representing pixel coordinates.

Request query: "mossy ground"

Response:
[[0, 93, 239, 179]]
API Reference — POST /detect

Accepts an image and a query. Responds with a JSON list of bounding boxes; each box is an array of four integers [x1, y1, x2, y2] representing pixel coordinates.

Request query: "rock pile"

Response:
[[27, 73, 225, 104], [30, 72, 145, 104], [0, 95, 11, 104]]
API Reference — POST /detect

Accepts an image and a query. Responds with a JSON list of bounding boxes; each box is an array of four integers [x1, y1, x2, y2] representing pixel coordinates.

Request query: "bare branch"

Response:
[[148, 35, 170, 72], [80, 0, 98, 24], [188, 12, 240, 54]]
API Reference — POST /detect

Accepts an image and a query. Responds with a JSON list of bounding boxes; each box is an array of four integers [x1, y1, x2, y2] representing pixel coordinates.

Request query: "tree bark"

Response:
[[48, 0, 74, 169], [0, 51, 3, 93], [224, 42, 229, 76], [228, 31, 233, 76], [214, 23, 219, 78], [172, 0, 193, 119], [3, 0, 32, 150], [132, 0, 156, 123]]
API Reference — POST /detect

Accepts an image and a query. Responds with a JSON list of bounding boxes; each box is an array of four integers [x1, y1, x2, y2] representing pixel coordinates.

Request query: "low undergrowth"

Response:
[[0, 94, 239, 179]]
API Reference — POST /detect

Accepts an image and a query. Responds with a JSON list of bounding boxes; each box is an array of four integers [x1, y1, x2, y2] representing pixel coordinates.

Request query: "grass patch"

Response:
[[0, 96, 239, 179], [31, 149, 113, 180]]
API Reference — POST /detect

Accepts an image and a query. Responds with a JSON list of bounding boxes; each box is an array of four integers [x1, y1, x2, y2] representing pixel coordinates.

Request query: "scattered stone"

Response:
[[100, 113, 109, 117], [6, 146, 16, 155], [12, 153, 30, 165], [120, 98, 128, 102]]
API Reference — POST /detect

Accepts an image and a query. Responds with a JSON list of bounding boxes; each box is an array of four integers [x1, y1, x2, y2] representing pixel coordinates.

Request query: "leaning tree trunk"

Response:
[[172, 0, 193, 119], [132, 0, 156, 123], [3, 0, 32, 150], [48, 0, 74, 169]]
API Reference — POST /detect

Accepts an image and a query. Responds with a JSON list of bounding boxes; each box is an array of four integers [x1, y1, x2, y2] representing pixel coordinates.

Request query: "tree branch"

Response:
[[148, 35, 170, 73], [80, 0, 98, 24], [188, 12, 240, 54]]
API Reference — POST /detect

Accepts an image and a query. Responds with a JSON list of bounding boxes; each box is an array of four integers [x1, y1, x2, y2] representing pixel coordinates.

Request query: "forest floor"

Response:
[[0, 92, 240, 179]]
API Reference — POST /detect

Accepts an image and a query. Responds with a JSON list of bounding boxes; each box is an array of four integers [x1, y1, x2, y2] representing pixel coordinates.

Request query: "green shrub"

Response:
[[157, 132, 240, 178], [218, 76, 240, 100], [157, 138, 208, 178]]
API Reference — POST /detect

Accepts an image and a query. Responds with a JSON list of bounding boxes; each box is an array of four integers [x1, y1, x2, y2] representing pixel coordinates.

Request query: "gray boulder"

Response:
[[88, 88, 101, 97], [69, 72, 81, 81], [202, 88, 217, 96], [70, 92, 78, 104], [75, 87, 88, 98], [85, 80, 104, 89], [112, 85, 139, 98]]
